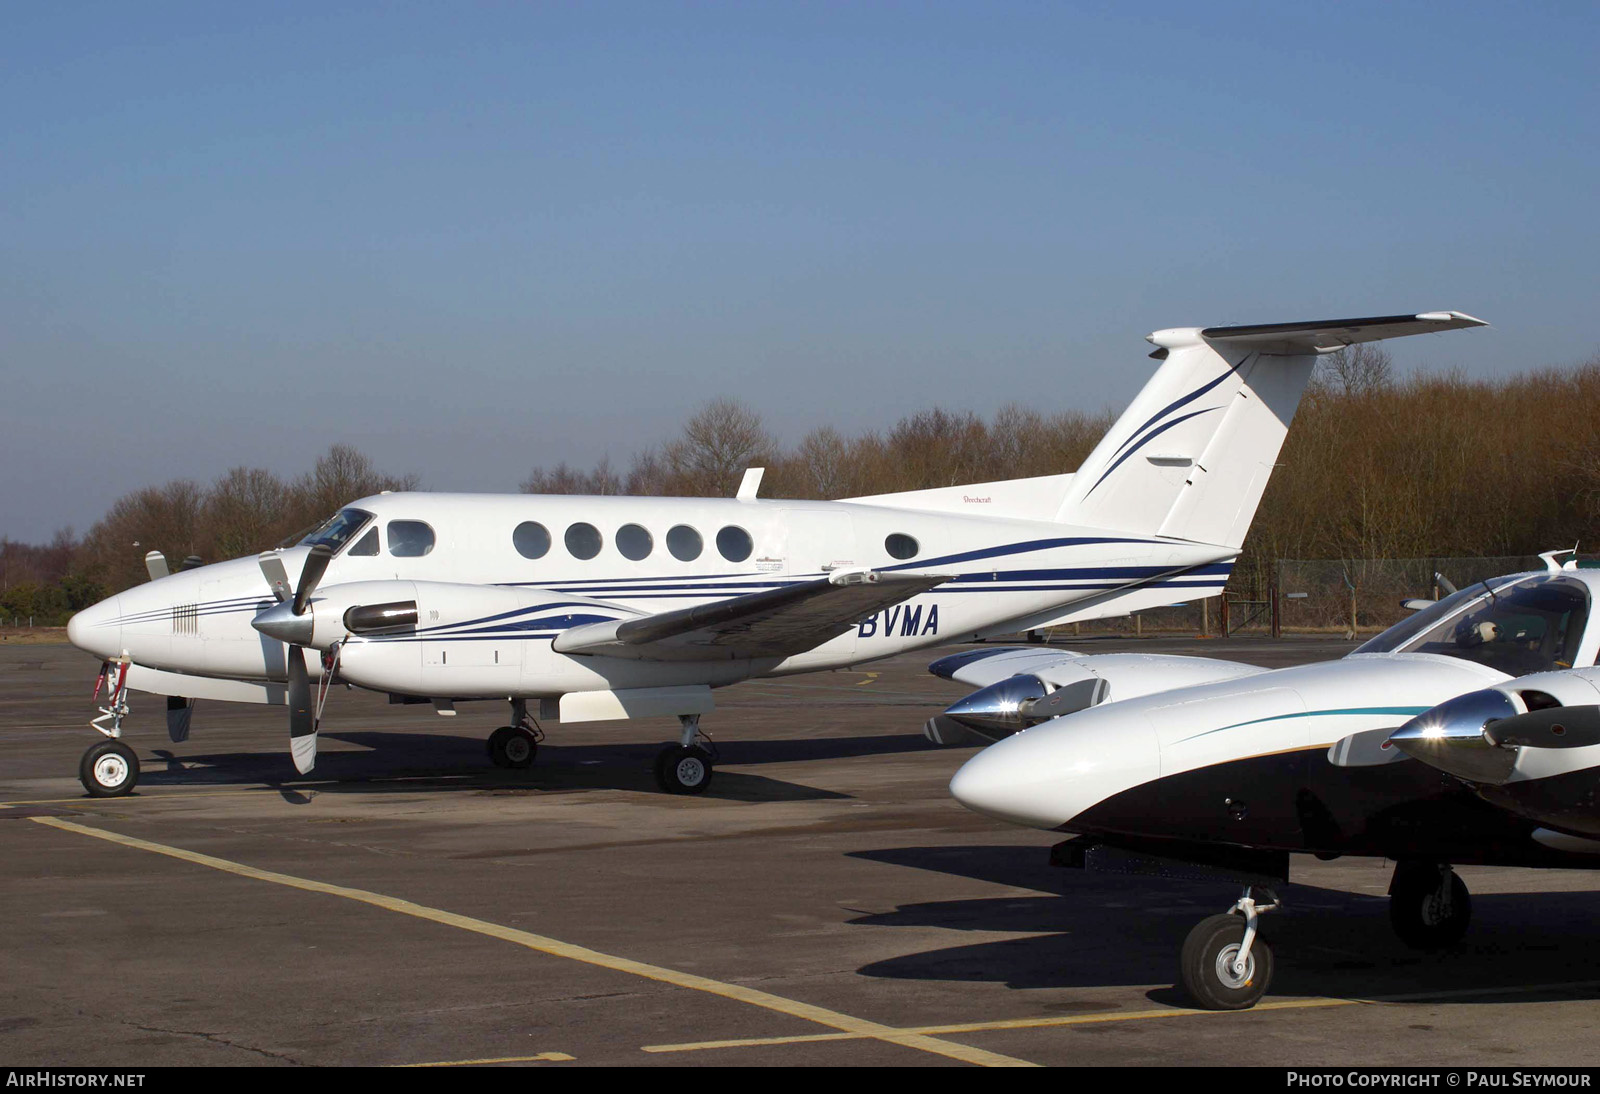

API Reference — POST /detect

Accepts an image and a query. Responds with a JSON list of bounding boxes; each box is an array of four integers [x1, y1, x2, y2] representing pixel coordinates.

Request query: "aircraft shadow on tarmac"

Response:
[[126, 729, 928, 802], [848, 845, 1600, 1005]]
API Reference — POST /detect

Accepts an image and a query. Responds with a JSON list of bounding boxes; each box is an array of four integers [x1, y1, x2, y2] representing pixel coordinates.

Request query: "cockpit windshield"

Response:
[[298, 508, 374, 553], [1354, 574, 1591, 675]]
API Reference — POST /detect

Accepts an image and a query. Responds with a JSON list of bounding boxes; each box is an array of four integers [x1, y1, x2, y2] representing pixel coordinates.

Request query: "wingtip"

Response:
[[1417, 310, 1489, 327]]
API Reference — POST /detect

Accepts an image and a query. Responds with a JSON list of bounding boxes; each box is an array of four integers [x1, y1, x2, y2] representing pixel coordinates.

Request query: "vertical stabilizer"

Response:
[[1056, 311, 1485, 549]]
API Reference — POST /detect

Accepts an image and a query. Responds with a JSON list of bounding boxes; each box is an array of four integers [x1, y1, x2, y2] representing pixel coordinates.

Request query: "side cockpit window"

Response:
[[348, 528, 380, 556], [1361, 575, 1593, 675], [387, 520, 436, 557]]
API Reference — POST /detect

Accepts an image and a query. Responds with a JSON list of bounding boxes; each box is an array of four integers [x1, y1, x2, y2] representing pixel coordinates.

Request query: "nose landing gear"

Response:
[[1179, 887, 1279, 1010], [81, 740, 139, 798], [81, 658, 140, 797]]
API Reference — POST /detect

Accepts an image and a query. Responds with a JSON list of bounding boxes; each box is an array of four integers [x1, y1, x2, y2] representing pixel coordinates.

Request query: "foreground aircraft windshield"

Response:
[[1356, 574, 1591, 675], [298, 508, 374, 552]]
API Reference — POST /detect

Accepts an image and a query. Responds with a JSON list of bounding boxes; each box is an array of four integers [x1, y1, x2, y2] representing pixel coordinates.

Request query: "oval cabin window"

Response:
[[616, 523, 653, 561], [885, 533, 919, 560], [565, 522, 603, 560], [667, 525, 703, 561], [716, 526, 754, 563], [513, 521, 551, 560]]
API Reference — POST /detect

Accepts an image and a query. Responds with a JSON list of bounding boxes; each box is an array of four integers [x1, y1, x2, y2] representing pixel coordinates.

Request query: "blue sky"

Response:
[[4, 2, 1597, 542]]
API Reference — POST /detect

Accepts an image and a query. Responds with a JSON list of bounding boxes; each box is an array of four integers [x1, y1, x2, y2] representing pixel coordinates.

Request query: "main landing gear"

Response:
[[80, 659, 140, 798], [487, 699, 543, 769], [654, 714, 716, 795], [1177, 862, 1473, 1011], [1389, 860, 1471, 950]]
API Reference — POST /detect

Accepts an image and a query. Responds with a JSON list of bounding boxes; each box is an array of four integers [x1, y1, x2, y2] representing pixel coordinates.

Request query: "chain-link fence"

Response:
[[1031, 555, 1595, 640], [1270, 556, 1547, 636]]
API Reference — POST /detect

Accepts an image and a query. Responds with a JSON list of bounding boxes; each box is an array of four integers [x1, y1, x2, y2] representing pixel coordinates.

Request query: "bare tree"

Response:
[[1317, 343, 1394, 396], [521, 457, 624, 495], [659, 398, 776, 496], [292, 444, 420, 522], [206, 467, 292, 559]]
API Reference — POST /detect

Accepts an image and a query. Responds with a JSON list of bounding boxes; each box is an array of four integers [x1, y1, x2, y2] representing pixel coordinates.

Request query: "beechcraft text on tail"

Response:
[[66, 310, 1487, 797]]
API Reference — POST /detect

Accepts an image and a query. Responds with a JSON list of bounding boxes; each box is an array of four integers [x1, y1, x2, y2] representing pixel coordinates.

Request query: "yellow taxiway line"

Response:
[[642, 978, 1600, 1055], [30, 816, 1037, 1068], [2, 789, 284, 807], [642, 997, 1361, 1053], [399, 1052, 575, 1066]]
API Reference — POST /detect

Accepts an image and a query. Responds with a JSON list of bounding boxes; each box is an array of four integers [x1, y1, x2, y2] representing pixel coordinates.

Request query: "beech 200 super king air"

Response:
[[946, 553, 1600, 1011], [65, 311, 1485, 799]]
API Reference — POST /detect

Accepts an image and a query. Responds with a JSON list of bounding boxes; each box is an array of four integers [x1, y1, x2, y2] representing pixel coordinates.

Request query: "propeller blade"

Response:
[[293, 544, 334, 616], [258, 552, 292, 603], [287, 647, 317, 775], [145, 551, 170, 582], [1485, 705, 1600, 750], [166, 696, 195, 743]]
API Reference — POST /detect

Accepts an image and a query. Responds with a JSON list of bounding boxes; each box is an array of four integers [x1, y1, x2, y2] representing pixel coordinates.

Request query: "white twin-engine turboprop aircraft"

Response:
[[66, 311, 1485, 798]]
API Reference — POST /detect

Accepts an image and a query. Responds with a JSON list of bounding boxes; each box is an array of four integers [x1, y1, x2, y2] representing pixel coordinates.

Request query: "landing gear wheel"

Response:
[[487, 725, 538, 769], [654, 745, 714, 795], [80, 740, 139, 798], [1389, 864, 1471, 949], [1179, 913, 1273, 1010]]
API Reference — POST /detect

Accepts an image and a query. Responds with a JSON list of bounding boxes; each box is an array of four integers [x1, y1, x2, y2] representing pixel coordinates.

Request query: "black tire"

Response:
[[80, 740, 139, 798], [1179, 913, 1273, 1010], [487, 725, 537, 770], [1390, 866, 1471, 950], [654, 745, 714, 795]]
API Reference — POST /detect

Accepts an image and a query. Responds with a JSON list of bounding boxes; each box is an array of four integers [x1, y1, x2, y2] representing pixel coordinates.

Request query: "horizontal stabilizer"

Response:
[[1199, 311, 1486, 352], [554, 569, 949, 661]]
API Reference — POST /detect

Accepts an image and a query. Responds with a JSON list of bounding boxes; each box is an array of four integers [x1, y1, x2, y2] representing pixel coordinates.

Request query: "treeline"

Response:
[[1241, 353, 1600, 588], [520, 349, 1600, 590], [7, 351, 1599, 626], [520, 399, 1116, 503]]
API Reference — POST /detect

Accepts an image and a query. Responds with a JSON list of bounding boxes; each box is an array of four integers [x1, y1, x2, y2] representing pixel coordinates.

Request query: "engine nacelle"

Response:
[[1390, 668, 1600, 838], [302, 581, 633, 697], [930, 648, 1266, 744]]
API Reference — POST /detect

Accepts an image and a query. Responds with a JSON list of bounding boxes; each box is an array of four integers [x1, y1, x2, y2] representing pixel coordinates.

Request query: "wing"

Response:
[[552, 569, 950, 661]]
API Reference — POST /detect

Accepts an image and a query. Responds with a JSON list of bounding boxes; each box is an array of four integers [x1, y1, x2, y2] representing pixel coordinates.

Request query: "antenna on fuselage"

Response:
[[737, 467, 764, 500]]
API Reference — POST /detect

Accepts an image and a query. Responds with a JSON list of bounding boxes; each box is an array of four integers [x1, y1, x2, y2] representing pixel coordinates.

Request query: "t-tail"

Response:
[[1055, 311, 1486, 549]]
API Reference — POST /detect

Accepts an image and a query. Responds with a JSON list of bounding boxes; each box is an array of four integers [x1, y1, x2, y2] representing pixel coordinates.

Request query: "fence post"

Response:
[[1270, 563, 1281, 639], [1220, 592, 1230, 637]]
